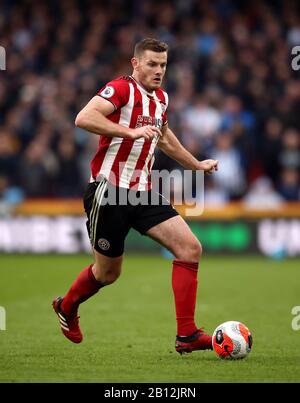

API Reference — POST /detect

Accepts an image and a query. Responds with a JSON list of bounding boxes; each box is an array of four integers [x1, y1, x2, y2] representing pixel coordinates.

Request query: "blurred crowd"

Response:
[[0, 0, 299, 211]]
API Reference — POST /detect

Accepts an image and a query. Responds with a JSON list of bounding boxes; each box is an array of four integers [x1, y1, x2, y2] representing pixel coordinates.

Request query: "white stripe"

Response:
[[137, 153, 155, 190], [98, 139, 122, 181], [119, 139, 144, 187], [153, 92, 163, 122], [91, 181, 108, 247], [120, 87, 151, 187], [90, 180, 105, 224], [89, 181, 105, 246], [92, 181, 107, 244], [90, 181, 107, 246], [58, 317, 68, 327], [60, 323, 69, 331], [59, 318, 68, 327], [141, 90, 150, 116], [58, 312, 66, 321], [89, 181, 106, 244], [119, 83, 135, 126], [137, 92, 162, 190], [137, 160, 153, 190]]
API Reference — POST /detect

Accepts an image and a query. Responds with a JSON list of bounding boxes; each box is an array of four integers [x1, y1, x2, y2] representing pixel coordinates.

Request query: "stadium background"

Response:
[[0, 0, 300, 256], [1, 0, 300, 383]]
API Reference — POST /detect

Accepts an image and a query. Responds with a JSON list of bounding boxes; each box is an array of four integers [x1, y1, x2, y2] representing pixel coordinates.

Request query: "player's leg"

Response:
[[146, 214, 202, 262], [92, 249, 123, 285], [52, 252, 122, 344], [59, 251, 123, 318], [53, 249, 123, 344], [53, 179, 129, 343], [145, 215, 212, 353], [146, 215, 201, 335]]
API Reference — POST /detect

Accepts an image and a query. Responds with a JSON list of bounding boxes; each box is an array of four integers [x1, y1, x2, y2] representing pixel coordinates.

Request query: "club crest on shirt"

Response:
[[100, 86, 115, 99]]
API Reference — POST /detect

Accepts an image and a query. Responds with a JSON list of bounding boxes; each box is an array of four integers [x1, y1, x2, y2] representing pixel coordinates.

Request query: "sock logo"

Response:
[[98, 238, 110, 251]]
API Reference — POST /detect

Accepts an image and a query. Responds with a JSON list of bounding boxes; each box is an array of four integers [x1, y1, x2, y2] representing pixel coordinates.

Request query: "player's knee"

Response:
[[188, 238, 202, 261], [102, 270, 120, 285], [174, 238, 202, 262], [93, 265, 121, 285]]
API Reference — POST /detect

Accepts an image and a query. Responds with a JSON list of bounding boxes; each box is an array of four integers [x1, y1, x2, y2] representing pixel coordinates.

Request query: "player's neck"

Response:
[[131, 74, 154, 94]]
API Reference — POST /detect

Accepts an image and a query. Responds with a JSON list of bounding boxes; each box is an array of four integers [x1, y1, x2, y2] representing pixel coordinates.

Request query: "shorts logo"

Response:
[[98, 238, 110, 250], [100, 86, 115, 99]]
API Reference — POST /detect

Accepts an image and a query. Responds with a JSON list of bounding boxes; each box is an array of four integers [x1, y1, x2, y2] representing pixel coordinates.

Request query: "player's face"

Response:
[[132, 50, 167, 91]]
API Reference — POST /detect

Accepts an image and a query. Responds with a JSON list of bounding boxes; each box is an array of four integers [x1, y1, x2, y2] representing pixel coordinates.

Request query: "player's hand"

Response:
[[128, 125, 162, 141], [198, 159, 219, 175]]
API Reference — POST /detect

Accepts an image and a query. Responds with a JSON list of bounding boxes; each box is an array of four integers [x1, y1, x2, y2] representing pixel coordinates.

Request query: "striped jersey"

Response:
[[90, 75, 168, 190]]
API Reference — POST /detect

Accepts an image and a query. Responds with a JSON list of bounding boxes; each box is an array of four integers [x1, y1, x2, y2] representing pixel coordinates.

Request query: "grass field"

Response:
[[0, 253, 300, 383]]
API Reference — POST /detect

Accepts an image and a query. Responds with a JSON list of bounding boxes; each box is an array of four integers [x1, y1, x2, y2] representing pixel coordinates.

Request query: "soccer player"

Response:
[[53, 38, 218, 354]]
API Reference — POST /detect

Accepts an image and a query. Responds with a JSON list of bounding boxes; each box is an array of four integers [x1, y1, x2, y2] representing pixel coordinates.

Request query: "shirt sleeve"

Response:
[[97, 79, 129, 110]]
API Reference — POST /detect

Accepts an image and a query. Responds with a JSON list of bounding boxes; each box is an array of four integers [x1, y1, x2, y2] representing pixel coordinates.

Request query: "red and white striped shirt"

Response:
[[90, 76, 168, 190]]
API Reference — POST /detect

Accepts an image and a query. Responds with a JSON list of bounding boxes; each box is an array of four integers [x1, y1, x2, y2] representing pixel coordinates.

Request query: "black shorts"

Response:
[[83, 177, 179, 257]]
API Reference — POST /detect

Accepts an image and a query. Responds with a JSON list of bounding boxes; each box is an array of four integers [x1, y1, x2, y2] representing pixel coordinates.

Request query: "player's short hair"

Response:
[[134, 38, 168, 57]]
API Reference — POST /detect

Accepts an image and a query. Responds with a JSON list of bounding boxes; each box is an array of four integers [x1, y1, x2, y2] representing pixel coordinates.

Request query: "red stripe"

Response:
[[128, 80, 140, 128], [110, 84, 142, 186], [129, 140, 152, 189], [109, 139, 134, 186], [143, 90, 167, 189], [129, 95, 157, 189], [91, 137, 113, 179], [90, 108, 121, 179], [154, 88, 166, 103]]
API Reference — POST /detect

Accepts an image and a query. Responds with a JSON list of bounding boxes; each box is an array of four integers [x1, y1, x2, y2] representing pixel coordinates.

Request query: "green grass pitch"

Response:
[[0, 253, 300, 383]]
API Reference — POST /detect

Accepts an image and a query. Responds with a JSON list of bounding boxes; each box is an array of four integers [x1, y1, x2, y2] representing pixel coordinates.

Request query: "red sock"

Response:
[[61, 264, 103, 316], [172, 259, 199, 336]]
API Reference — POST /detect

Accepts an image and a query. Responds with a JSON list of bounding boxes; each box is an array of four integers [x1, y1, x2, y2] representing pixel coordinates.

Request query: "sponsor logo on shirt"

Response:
[[136, 115, 163, 129]]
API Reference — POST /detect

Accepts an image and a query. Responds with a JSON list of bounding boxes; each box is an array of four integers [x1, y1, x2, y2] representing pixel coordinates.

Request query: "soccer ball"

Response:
[[212, 321, 253, 359]]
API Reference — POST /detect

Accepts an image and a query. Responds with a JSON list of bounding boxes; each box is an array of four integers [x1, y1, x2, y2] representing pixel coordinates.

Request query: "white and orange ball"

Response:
[[212, 321, 253, 359]]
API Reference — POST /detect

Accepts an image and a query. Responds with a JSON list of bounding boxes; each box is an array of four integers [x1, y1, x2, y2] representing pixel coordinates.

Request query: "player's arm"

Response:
[[157, 124, 218, 174], [75, 96, 159, 141]]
